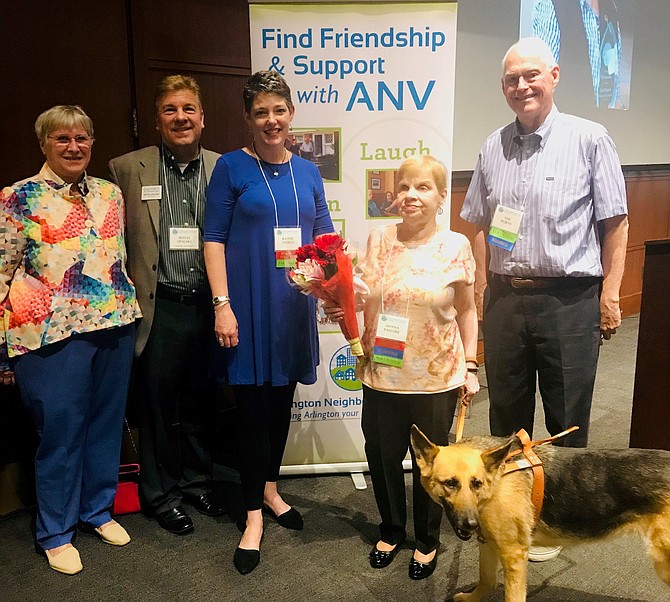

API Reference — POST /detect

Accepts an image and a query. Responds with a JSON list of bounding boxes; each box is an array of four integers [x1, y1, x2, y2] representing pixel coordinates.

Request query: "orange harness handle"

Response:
[[502, 426, 579, 523]]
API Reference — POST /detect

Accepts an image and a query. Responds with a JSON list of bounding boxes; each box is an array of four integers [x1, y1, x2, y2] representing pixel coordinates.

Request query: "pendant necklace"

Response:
[[253, 141, 286, 176]]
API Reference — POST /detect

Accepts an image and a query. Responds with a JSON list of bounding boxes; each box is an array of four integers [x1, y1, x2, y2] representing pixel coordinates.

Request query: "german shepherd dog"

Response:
[[410, 425, 670, 601]]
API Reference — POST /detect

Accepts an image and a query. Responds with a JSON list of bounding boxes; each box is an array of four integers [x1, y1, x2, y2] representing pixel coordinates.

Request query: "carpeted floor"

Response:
[[2, 315, 668, 601]]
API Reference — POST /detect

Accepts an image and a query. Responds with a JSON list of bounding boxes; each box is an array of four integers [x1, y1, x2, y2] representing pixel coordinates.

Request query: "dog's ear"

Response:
[[410, 424, 440, 474], [481, 437, 515, 473]]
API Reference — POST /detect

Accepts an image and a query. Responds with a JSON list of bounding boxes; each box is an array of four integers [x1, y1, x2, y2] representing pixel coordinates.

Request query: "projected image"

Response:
[[519, 0, 634, 109]]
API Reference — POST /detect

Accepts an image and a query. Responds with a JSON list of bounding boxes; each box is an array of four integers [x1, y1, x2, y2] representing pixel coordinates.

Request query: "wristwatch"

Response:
[[212, 295, 230, 307]]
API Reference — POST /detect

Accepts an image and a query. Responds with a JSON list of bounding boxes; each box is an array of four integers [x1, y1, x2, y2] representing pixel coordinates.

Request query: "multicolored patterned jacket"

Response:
[[0, 164, 141, 368]]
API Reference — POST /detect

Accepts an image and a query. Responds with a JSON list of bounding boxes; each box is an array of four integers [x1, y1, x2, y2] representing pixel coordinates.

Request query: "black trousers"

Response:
[[232, 382, 297, 511], [361, 385, 458, 554], [135, 296, 216, 513], [483, 276, 601, 448]]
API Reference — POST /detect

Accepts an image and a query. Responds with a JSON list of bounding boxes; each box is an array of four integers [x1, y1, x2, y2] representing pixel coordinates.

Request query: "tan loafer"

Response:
[[45, 546, 83, 575], [95, 520, 131, 546]]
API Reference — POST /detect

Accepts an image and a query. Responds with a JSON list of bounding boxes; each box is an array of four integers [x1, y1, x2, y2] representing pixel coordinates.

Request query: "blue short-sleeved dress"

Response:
[[204, 149, 333, 386]]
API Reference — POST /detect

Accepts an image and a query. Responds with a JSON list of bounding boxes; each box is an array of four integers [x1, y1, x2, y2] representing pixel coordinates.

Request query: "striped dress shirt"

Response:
[[460, 106, 627, 278], [157, 146, 208, 294]]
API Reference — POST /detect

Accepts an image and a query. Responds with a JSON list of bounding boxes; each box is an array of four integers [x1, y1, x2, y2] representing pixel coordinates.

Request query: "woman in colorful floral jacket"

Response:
[[0, 105, 141, 575]]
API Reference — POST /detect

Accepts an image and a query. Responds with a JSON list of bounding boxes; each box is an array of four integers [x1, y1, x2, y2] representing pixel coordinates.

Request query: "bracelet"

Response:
[[212, 295, 230, 307], [466, 366, 479, 374], [465, 358, 479, 367]]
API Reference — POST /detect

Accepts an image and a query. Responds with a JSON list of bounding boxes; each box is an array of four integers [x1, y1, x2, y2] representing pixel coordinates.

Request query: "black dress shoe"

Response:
[[369, 543, 401, 569], [263, 506, 303, 530], [408, 553, 438, 580], [155, 506, 194, 535], [183, 491, 227, 517], [234, 547, 260, 574]]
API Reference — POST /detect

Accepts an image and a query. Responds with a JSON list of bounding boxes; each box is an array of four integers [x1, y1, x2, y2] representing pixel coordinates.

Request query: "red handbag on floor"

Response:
[[113, 418, 141, 515], [114, 464, 141, 515]]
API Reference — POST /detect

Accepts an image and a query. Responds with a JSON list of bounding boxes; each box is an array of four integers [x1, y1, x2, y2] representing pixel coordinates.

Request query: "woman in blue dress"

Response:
[[204, 71, 333, 575]]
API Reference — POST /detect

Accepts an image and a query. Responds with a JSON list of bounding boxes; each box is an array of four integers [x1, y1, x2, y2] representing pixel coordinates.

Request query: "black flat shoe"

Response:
[[183, 491, 227, 517], [369, 543, 401, 569], [263, 506, 303, 530], [408, 553, 437, 580], [155, 506, 194, 535], [234, 547, 260, 575]]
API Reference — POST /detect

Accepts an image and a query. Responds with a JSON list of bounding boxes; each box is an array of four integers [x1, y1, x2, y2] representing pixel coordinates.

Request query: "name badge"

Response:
[[274, 227, 301, 268], [373, 313, 410, 368], [487, 204, 524, 251], [141, 185, 162, 200], [169, 227, 199, 250]]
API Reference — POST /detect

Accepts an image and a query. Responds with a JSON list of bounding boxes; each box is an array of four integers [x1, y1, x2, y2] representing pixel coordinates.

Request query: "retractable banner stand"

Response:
[[249, 2, 458, 478]]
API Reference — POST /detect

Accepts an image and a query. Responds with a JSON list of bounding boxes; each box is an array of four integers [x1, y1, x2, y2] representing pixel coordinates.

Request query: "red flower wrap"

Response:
[[288, 234, 363, 356]]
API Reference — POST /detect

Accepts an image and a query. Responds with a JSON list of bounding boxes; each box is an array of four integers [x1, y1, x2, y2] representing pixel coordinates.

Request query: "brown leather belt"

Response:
[[495, 274, 600, 290]]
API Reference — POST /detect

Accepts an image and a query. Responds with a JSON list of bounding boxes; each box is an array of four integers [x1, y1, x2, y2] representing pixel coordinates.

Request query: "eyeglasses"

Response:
[[503, 70, 544, 88], [47, 135, 95, 148]]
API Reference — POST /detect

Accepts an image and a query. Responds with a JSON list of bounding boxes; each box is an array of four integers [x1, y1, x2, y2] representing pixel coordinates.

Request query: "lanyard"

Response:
[[254, 146, 300, 229], [161, 147, 203, 227]]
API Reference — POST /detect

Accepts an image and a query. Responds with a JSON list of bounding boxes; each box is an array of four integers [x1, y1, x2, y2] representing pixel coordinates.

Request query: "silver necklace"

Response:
[[253, 141, 287, 176]]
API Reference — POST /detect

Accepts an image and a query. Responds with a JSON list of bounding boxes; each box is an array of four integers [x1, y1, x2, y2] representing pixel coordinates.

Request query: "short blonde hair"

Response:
[[154, 74, 203, 114], [34, 105, 94, 144], [397, 154, 448, 193]]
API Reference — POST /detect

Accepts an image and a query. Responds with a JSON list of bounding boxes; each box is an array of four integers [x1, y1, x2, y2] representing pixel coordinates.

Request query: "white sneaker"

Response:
[[528, 545, 562, 562]]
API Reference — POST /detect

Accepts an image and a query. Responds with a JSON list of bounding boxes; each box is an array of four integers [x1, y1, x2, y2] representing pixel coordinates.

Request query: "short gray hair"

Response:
[[502, 37, 557, 74], [34, 105, 94, 144]]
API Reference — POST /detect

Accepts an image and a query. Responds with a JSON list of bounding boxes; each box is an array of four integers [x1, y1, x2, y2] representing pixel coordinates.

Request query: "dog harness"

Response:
[[502, 427, 579, 523]]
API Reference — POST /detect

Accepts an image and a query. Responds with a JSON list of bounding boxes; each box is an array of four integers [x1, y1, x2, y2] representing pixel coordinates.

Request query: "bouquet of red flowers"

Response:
[[287, 233, 365, 356]]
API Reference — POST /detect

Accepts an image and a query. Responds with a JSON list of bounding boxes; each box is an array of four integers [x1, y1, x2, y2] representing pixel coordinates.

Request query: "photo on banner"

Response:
[[249, 2, 458, 473]]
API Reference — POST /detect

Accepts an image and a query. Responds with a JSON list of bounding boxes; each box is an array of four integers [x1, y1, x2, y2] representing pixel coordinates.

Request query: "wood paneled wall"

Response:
[[620, 169, 670, 315], [1, 0, 134, 184], [0, 0, 252, 187], [130, 0, 251, 155]]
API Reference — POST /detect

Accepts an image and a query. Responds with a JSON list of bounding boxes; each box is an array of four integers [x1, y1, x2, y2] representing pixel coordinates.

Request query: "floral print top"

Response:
[[356, 223, 475, 394], [0, 164, 141, 368]]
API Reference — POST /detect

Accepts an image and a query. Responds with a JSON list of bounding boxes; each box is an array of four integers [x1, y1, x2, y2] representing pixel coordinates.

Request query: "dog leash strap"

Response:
[[455, 401, 467, 442]]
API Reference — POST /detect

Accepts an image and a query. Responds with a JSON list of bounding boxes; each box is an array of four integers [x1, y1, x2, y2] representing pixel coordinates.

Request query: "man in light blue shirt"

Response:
[[461, 38, 628, 561], [462, 37, 628, 445]]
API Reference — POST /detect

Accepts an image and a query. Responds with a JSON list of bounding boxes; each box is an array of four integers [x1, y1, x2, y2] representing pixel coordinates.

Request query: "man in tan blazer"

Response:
[[109, 75, 223, 535]]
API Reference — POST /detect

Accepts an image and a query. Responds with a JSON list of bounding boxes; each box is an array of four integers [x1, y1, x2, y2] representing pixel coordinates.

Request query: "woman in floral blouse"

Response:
[[0, 106, 141, 575], [327, 155, 479, 580]]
